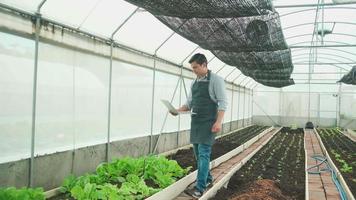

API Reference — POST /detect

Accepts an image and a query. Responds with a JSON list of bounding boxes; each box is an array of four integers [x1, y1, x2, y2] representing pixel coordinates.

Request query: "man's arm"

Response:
[[211, 76, 228, 133], [212, 110, 225, 132]]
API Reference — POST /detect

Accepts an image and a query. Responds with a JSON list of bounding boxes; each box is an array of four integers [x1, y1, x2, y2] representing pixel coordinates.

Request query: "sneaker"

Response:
[[206, 180, 213, 188], [185, 187, 203, 198]]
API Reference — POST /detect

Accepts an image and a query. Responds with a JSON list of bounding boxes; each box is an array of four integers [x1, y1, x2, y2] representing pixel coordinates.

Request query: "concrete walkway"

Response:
[[305, 129, 341, 200], [174, 128, 278, 200]]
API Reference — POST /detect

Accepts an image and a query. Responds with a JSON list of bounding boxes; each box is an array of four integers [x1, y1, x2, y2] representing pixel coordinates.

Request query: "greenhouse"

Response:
[[0, 0, 355, 199]]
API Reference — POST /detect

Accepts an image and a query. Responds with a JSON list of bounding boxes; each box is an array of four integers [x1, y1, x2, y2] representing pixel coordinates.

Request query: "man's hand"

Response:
[[211, 121, 222, 133], [170, 105, 189, 116], [169, 110, 178, 116]]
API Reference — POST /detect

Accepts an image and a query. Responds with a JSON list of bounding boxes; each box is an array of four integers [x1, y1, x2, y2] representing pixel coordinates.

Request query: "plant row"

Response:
[[212, 128, 305, 200], [0, 156, 190, 200], [168, 125, 269, 170], [318, 128, 356, 196]]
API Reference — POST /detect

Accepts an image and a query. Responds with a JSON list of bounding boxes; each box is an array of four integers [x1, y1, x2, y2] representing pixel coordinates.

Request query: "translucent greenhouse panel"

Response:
[[286, 34, 313, 47], [242, 91, 248, 120], [42, 0, 104, 28], [253, 92, 280, 116], [180, 78, 194, 130], [237, 89, 245, 120], [35, 43, 110, 156], [35, 43, 75, 155], [319, 94, 337, 118], [73, 52, 110, 147], [226, 70, 242, 82], [153, 71, 181, 133], [207, 58, 225, 73], [247, 93, 251, 119], [0, 32, 34, 163], [156, 34, 198, 64], [234, 75, 248, 86], [323, 5, 356, 23], [79, 0, 137, 37], [217, 66, 236, 80], [273, 0, 319, 6], [282, 24, 314, 40], [114, 11, 173, 54], [281, 93, 318, 118], [111, 61, 152, 140], [232, 90, 239, 121], [0, 0, 43, 12], [340, 94, 356, 119], [224, 89, 233, 124], [341, 84, 356, 93], [333, 0, 356, 3]]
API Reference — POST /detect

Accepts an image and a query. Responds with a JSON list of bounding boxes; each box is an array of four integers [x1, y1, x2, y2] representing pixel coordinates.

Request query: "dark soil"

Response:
[[229, 179, 292, 200], [49, 125, 268, 200], [318, 128, 356, 196], [211, 127, 305, 200], [168, 125, 269, 171]]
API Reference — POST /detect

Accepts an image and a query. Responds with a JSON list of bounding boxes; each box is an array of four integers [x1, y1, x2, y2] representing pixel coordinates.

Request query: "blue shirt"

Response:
[[184, 71, 228, 111]]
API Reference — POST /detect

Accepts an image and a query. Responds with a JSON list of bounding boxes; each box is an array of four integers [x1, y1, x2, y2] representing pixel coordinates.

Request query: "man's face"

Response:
[[191, 61, 207, 77]]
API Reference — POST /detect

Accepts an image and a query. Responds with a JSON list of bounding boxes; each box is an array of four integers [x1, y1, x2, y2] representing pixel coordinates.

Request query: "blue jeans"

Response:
[[193, 143, 213, 192]]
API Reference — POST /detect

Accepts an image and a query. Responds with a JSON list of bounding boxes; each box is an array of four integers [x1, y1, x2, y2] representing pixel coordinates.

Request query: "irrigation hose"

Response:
[[307, 155, 348, 200]]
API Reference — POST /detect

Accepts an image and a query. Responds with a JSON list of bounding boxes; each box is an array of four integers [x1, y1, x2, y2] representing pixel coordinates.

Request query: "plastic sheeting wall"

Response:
[[0, 31, 252, 164], [253, 89, 356, 127]]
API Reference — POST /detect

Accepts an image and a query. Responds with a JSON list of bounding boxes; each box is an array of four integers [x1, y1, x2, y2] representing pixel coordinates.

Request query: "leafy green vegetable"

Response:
[[62, 155, 190, 200], [0, 187, 45, 200]]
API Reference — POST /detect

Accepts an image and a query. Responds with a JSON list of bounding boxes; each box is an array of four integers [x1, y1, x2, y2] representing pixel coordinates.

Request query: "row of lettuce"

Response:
[[0, 156, 191, 200]]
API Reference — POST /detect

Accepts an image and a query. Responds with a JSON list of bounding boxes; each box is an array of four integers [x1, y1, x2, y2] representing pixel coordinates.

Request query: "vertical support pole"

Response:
[[177, 66, 183, 148], [242, 87, 246, 127], [251, 89, 254, 125], [149, 57, 157, 154], [29, 13, 41, 188], [318, 93, 321, 126], [279, 89, 282, 125], [106, 40, 114, 162], [230, 86, 234, 131], [237, 86, 241, 128], [337, 84, 341, 127]]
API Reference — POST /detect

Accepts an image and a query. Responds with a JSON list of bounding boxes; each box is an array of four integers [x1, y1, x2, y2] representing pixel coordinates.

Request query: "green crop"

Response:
[[61, 155, 190, 200], [0, 187, 45, 200]]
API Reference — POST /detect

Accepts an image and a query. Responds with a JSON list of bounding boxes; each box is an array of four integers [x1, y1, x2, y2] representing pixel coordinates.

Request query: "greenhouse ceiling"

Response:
[[0, 0, 356, 88]]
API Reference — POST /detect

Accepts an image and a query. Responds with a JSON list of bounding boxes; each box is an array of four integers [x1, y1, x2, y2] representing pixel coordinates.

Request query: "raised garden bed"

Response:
[[211, 127, 305, 200], [48, 125, 267, 200], [49, 156, 190, 200], [168, 125, 269, 171], [318, 128, 356, 196]]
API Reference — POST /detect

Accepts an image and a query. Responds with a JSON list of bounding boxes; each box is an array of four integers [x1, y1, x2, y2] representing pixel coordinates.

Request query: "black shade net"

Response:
[[125, 0, 273, 18], [124, 0, 294, 87], [338, 66, 356, 85]]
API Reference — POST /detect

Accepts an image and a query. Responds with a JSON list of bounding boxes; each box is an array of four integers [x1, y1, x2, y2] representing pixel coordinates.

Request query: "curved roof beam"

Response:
[[275, 2, 356, 8], [77, 0, 103, 29], [292, 57, 350, 71], [280, 7, 356, 18], [292, 52, 356, 63], [286, 32, 356, 40], [289, 40, 351, 46], [292, 54, 354, 66], [291, 46, 356, 57], [283, 21, 356, 31], [111, 7, 139, 39]]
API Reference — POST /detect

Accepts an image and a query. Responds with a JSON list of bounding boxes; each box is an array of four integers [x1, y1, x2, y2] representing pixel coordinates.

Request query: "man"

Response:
[[171, 53, 227, 198]]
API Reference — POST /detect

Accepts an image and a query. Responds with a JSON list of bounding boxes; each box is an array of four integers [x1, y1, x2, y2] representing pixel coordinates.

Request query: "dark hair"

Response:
[[189, 53, 207, 65]]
